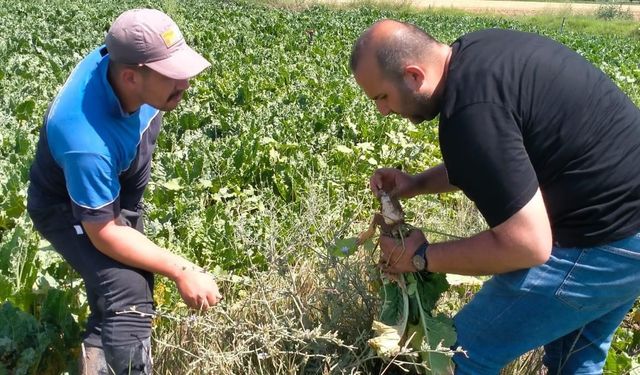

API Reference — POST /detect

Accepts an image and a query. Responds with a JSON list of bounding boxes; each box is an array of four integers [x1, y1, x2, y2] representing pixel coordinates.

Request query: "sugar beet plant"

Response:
[[0, 0, 638, 373]]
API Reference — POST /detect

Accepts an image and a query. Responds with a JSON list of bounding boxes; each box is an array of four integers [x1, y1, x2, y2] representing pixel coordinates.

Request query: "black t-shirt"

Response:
[[439, 29, 640, 247]]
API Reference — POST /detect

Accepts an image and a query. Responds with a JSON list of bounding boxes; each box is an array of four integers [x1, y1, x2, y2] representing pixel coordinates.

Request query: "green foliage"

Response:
[[515, 13, 640, 38], [379, 277, 408, 327], [407, 272, 456, 374], [0, 0, 638, 373], [0, 217, 85, 373], [0, 302, 42, 374], [605, 303, 640, 374], [0, 293, 82, 374], [330, 237, 359, 257], [371, 272, 455, 374]]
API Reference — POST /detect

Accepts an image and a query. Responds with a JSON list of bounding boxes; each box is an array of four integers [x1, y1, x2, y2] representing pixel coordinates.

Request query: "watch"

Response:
[[411, 241, 429, 272]]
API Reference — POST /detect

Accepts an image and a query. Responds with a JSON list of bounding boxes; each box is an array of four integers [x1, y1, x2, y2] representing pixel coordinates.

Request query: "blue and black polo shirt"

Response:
[[27, 45, 163, 223]]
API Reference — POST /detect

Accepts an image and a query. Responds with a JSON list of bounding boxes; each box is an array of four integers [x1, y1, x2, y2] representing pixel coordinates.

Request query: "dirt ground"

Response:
[[328, 0, 640, 20]]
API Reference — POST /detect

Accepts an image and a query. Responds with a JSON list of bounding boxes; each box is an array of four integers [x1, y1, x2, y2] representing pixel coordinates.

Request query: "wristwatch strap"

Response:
[[415, 241, 429, 270]]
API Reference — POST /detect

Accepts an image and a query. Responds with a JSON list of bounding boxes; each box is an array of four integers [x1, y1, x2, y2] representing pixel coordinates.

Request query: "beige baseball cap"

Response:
[[105, 8, 210, 80]]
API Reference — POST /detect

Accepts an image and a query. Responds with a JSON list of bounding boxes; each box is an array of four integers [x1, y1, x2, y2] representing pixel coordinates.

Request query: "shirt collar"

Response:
[[97, 50, 137, 118]]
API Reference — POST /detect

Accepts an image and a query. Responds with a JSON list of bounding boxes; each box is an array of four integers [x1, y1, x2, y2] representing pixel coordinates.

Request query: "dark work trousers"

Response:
[[28, 203, 154, 374]]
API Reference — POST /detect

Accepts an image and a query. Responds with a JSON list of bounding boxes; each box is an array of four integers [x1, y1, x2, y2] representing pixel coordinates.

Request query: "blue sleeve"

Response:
[[61, 151, 120, 209]]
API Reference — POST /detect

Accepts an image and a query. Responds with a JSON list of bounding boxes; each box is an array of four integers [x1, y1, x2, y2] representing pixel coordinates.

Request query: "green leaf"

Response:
[[362, 238, 377, 253], [378, 277, 408, 327], [424, 314, 457, 348], [162, 178, 183, 191], [0, 301, 42, 372], [605, 349, 631, 374], [334, 145, 353, 154], [14, 99, 35, 121], [384, 271, 456, 373], [329, 237, 358, 257], [415, 272, 450, 312]]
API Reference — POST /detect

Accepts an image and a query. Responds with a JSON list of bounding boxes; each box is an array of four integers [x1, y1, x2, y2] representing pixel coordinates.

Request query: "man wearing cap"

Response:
[[26, 8, 220, 374], [350, 20, 640, 374]]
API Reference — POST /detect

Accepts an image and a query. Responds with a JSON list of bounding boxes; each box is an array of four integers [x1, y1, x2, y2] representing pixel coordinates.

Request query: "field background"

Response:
[[320, 0, 640, 20], [0, 0, 638, 374]]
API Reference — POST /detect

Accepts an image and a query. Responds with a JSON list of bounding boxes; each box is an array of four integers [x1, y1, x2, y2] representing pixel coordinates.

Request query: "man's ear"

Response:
[[120, 67, 139, 87], [402, 65, 425, 91]]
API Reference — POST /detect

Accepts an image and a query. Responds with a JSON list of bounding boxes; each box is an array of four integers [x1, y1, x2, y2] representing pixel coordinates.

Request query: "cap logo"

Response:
[[161, 26, 183, 48]]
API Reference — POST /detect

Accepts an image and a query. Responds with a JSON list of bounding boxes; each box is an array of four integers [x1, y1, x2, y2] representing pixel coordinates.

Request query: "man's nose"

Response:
[[176, 79, 190, 91]]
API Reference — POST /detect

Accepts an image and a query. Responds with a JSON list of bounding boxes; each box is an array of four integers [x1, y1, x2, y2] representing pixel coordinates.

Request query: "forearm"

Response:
[[427, 189, 552, 275], [83, 221, 200, 281], [427, 230, 547, 275], [409, 164, 458, 197], [82, 218, 222, 309]]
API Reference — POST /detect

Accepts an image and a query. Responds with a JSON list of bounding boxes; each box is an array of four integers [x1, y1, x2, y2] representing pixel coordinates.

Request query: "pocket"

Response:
[[555, 245, 640, 311], [599, 234, 640, 261]]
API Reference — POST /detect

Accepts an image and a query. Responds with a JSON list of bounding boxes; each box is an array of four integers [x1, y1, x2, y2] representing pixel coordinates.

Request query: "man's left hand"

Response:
[[379, 229, 427, 274]]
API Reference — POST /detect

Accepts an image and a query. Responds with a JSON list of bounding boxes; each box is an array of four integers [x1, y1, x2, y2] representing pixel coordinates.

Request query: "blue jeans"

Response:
[[453, 232, 640, 374]]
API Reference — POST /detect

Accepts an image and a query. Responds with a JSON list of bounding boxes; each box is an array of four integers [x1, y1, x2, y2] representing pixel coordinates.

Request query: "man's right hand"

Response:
[[369, 168, 416, 198], [174, 267, 223, 310]]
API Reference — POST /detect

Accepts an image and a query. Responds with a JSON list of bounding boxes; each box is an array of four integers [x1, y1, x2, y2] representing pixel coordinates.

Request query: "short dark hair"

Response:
[[350, 20, 439, 80]]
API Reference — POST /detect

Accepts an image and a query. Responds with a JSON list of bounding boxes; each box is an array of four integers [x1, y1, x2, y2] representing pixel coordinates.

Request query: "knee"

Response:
[[451, 314, 504, 375], [97, 268, 155, 347]]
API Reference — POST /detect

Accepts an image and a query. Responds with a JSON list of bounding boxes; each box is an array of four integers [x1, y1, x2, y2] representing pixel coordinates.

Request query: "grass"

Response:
[[151, 184, 549, 374], [517, 13, 637, 36], [151, 183, 396, 374], [267, 0, 640, 37], [512, 4, 638, 36], [150, 180, 489, 374]]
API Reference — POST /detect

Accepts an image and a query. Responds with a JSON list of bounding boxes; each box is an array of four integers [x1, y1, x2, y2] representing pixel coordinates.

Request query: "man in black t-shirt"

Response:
[[350, 19, 640, 374]]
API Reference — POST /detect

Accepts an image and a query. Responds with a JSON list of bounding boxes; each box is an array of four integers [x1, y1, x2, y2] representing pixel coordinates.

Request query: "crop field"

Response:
[[0, 0, 638, 374]]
